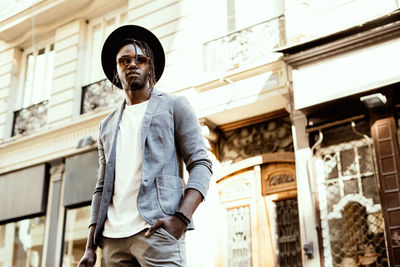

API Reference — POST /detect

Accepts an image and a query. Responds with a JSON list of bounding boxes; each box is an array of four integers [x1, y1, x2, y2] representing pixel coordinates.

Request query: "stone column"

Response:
[[41, 160, 65, 266], [291, 110, 322, 267]]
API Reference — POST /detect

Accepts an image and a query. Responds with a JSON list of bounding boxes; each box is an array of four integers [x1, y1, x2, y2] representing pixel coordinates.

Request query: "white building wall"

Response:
[[0, 47, 20, 141], [48, 19, 86, 126]]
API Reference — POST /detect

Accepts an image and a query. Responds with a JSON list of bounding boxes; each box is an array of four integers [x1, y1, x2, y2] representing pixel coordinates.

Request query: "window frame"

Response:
[[83, 7, 128, 86], [16, 39, 55, 110]]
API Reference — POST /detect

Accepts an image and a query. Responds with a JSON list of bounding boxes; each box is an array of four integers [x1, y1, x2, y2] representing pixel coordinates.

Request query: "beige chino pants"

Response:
[[101, 228, 186, 267]]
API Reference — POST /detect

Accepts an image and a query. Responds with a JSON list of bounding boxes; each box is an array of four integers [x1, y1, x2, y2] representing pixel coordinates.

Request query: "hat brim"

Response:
[[101, 25, 165, 89]]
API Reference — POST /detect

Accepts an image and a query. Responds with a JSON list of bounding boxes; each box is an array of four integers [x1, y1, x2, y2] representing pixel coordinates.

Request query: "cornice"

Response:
[[280, 10, 400, 67], [0, 107, 113, 175], [170, 57, 284, 95], [219, 109, 288, 132]]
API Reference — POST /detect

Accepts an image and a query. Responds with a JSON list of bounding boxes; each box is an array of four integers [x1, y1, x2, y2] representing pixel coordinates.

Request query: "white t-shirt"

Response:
[[103, 100, 150, 238]]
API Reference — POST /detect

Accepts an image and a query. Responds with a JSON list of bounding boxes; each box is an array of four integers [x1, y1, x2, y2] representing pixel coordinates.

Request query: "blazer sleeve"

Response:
[[173, 96, 212, 199], [89, 123, 106, 226]]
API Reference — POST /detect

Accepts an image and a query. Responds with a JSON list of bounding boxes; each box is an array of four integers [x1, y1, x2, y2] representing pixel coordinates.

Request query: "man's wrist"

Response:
[[174, 210, 191, 227]]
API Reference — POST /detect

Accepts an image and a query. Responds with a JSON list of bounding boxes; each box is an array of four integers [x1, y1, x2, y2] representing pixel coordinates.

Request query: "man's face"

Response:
[[116, 44, 150, 91]]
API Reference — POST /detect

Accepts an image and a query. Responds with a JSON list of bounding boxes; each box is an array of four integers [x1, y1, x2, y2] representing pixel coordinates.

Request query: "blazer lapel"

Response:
[[141, 89, 162, 149], [97, 100, 124, 231], [104, 101, 124, 190]]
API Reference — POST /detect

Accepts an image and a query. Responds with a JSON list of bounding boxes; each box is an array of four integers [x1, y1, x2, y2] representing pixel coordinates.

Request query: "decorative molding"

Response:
[[270, 173, 295, 186], [219, 109, 288, 132], [188, 60, 286, 94], [226, 206, 252, 266], [0, 107, 112, 174], [281, 13, 400, 67], [218, 115, 293, 164], [327, 194, 381, 220], [215, 152, 295, 182], [218, 177, 252, 202], [50, 161, 65, 183], [261, 163, 297, 195], [291, 110, 309, 150]]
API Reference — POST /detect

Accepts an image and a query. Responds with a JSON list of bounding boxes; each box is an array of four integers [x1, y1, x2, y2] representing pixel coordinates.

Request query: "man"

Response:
[[78, 25, 212, 267]]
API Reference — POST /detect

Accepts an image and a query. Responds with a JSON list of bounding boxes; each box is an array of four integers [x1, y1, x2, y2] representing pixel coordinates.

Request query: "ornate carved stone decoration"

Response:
[[50, 161, 65, 182], [203, 16, 286, 73], [81, 79, 124, 114], [227, 206, 252, 267], [218, 116, 293, 164], [261, 163, 296, 195], [270, 174, 295, 186], [218, 176, 252, 202], [13, 100, 48, 136]]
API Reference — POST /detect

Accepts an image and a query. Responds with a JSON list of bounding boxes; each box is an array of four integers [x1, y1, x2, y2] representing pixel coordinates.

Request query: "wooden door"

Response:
[[215, 153, 302, 267]]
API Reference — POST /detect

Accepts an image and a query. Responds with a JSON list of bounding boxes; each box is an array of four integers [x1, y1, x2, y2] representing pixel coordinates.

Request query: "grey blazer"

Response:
[[89, 89, 212, 246]]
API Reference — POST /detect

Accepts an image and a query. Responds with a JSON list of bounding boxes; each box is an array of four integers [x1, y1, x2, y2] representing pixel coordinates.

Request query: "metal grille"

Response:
[[316, 138, 388, 267], [275, 198, 302, 267], [81, 79, 123, 114], [12, 100, 48, 136], [227, 206, 252, 267]]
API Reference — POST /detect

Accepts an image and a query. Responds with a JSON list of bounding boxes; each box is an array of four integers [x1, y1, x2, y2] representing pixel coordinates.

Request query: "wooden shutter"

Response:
[[371, 117, 400, 266]]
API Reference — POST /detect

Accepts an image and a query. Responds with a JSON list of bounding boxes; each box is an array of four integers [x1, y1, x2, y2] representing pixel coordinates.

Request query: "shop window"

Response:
[[0, 217, 45, 267], [62, 206, 101, 267]]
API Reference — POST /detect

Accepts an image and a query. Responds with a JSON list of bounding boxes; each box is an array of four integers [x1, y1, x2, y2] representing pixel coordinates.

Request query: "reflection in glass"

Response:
[[62, 206, 101, 267], [0, 217, 45, 267]]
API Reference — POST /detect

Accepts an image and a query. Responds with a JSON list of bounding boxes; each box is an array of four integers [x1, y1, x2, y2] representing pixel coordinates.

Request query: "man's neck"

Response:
[[123, 86, 152, 105]]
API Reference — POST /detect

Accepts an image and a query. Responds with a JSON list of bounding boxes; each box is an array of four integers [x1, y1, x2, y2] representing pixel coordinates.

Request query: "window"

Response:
[[84, 8, 128, 85], [17, 43, 55, 109], [225, 0, 284, 32], [62, 206, 101, 267], [0, 217, 46, 267]]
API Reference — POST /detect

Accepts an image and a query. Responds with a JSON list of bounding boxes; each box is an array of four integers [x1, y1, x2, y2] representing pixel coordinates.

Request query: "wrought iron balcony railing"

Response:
[[12, 100, 48, 136], [81, 79, 124, 114], [203, 15, 286, 73]]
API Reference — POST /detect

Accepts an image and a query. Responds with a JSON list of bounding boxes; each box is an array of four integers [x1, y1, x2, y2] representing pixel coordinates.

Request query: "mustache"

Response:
[[126, 70, 140, 75]]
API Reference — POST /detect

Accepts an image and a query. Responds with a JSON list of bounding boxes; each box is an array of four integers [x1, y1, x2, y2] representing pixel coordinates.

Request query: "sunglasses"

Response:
[[117, 55, 149, 66]]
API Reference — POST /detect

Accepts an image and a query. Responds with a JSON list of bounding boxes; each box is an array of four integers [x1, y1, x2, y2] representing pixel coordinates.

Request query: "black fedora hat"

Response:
[[101, 25, 165, 88]]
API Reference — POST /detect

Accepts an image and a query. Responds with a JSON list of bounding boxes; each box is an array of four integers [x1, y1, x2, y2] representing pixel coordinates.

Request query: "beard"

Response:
[[126, 75, 149, 90]]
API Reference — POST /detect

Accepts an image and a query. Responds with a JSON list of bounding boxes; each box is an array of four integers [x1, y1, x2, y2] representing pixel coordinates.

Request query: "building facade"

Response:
[[0, 0, 399, 266], [279, 3, 400, 267]]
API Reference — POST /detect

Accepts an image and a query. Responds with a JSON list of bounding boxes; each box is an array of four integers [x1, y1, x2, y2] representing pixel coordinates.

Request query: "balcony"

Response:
[[203, 15, 286, 73], [12, 100, 48, 136], [81, 79, 124, 114]]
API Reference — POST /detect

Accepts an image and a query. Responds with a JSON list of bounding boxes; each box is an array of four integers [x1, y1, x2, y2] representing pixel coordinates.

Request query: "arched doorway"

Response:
[[214, 152, 302, 267]]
